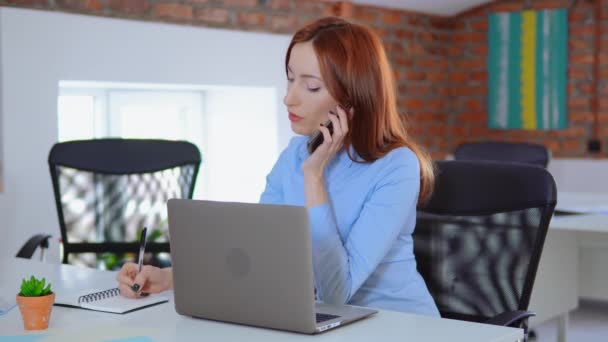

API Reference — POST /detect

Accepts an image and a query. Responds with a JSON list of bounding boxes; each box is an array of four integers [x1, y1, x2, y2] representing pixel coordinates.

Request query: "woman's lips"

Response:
[[288, 112, 304, 122]]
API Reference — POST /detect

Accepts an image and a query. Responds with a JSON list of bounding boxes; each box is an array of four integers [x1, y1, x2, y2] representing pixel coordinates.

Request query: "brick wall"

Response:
[[348, 4, 451, 158], [0, 0, 331, 33], [1, 0, 605, 158], [449, 0, 608, 158]]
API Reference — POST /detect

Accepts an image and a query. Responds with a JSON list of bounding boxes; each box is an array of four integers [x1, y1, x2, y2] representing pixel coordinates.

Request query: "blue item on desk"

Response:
[[0, 336, 48, 342], [0, 297, 16, 315]]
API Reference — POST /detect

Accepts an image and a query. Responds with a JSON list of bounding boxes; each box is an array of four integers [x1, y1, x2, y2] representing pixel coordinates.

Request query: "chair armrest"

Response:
[[16, 234, 52, 259], [485, 310, 536, 327]]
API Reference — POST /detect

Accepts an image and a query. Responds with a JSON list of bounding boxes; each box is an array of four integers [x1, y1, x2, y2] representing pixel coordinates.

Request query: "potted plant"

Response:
[[16, 276, 55, 330]]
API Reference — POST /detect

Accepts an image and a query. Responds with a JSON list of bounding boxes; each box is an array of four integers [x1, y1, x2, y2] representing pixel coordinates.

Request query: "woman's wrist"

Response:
[[303, 172, 328, 208], [303, 169, 324, 183], [162, 267, 174, 290]]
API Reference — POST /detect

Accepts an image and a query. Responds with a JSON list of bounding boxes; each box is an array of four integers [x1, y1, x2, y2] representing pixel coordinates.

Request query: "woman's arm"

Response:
[[308, 153, 420, 305], [259, 138, 300, 204], [259, 161, 284, 205], [302, 106, 350, 208]]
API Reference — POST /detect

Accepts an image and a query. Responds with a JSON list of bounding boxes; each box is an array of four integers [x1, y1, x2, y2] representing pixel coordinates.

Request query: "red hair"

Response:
[[286, 17, 434, 204]]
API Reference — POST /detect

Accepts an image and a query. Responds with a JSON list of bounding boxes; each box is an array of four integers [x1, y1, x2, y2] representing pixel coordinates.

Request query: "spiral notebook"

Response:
[[55, 288, 169, 314]]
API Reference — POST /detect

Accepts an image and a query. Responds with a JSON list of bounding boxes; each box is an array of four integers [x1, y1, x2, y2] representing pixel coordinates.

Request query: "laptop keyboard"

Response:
[[316, 313, 340, 323]]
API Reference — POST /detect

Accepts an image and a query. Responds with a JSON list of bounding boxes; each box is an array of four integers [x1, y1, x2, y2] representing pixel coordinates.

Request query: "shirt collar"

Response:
[[297, 139, 359, 167]]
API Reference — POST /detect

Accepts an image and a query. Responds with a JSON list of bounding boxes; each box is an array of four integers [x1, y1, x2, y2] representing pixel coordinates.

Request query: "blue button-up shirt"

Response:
[[260, 136, 439, 316]]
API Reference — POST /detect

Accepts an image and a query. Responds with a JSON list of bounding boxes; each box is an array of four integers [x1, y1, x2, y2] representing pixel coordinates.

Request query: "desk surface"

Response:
[[550, 213, 608, 233], [0, 258, 522, 341], [557, 191, 608, 214]]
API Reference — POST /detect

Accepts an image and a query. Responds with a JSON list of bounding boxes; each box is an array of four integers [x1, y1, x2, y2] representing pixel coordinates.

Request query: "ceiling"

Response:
[[343, 0, 494, 16]]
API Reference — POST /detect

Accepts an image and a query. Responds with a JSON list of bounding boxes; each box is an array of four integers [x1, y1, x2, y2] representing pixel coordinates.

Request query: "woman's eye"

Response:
[[308, 87, 320, 92]]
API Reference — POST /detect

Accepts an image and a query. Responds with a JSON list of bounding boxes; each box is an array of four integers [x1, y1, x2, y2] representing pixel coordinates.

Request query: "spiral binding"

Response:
[[77, 288, 120, 304]]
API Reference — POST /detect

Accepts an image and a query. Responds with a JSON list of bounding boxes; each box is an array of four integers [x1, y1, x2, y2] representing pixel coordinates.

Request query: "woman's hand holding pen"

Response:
[[116, 263, 173, 298]]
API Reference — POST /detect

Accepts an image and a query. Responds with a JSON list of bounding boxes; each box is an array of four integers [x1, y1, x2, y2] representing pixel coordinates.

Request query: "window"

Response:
[[58, 81, 278, 203]]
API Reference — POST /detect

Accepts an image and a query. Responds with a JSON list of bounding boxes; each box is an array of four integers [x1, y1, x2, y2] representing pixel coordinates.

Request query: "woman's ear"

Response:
[[340, 101, 353, 114], [347, 106, 354, 120]]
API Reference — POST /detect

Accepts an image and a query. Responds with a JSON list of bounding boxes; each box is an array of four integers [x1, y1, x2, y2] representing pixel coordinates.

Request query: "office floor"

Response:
[[532, 300, 608, 342]]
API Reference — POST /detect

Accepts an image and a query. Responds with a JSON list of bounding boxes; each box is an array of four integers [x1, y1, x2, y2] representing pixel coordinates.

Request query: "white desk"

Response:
[[528, 216, 580, 342], [555, 192, 608, 214], [528, 193, 608, 342], [0, 258, 522, 341], [549, 213, 608, 301]]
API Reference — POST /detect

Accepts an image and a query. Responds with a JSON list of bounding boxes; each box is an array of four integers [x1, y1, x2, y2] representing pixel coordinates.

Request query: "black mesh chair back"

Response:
[[48, 139, 201, 268], [413, 160, 556, 335], [454, 142, 550, 168]]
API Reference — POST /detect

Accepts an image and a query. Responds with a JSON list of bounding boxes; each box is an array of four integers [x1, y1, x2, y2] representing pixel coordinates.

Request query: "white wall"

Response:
[[0, 8, 293, 261], [0, 11, 3, 193]]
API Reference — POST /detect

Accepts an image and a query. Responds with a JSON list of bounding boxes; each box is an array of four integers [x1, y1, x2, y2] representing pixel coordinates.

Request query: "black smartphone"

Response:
[[307, 119, 334, 155]]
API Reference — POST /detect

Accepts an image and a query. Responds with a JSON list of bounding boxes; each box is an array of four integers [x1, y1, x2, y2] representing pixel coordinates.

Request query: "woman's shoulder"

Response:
[[366, 145, 421, 182], [380, 145, 420, 169]]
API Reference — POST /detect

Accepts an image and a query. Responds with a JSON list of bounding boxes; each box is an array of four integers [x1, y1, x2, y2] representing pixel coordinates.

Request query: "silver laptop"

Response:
[[167, 199, 377, 334]]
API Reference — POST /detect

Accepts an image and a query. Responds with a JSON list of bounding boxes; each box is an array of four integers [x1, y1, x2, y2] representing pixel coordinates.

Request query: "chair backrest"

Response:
[[453, 142, 550, 168], [48, 139, 201, 268], [413, 160, 556, 323]]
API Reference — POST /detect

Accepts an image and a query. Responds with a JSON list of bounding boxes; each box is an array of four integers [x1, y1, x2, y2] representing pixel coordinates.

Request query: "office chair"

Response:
[[453, 142, 550, 168], [413, 160, 557, 341], [16, 234, 52, 261], [19, 139, 201, 269]]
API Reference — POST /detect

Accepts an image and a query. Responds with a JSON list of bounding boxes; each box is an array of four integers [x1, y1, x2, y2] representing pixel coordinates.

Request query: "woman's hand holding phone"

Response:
[[302, 105, 352, 179], [306, 120, 334, 155]]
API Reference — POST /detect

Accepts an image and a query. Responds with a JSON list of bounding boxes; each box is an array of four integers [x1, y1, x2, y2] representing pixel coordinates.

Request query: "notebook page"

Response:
[[81, 292, 168, 314], [55, 288, 168, 314], [55, 289, 87, 307]]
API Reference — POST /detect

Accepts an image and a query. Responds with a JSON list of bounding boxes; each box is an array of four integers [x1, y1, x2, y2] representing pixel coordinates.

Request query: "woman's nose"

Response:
[[284, 86, 298, 107]]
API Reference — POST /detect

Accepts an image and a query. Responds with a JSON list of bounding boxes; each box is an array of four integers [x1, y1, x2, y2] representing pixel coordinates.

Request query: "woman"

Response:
[[116, 16, 439, 316]]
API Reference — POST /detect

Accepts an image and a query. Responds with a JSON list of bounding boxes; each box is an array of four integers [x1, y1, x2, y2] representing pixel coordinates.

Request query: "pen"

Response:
[[137, 226, 148, 273], [131, 227, 147, 293]]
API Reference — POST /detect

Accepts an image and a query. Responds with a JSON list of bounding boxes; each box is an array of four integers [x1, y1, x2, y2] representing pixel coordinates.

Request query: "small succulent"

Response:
[[19, 276, 52, 297]]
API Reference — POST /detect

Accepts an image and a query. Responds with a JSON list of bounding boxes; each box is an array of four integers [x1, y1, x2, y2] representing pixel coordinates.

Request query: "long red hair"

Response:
[[286, 17, 434, 204]]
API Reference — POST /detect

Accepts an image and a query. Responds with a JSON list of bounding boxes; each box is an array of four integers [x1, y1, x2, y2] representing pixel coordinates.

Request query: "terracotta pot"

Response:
[[16, 292, 55, 330]]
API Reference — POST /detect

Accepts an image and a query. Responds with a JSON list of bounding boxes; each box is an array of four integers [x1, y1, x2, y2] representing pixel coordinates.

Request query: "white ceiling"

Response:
[[345, 0, 494, 16]]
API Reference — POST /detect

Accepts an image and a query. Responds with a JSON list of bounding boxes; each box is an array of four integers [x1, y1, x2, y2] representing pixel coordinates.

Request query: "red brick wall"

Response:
[[2, 0, 605, 158], [348, 4, 452, 158], [0, 0, 329, 33], [449, 0, 608, 158]]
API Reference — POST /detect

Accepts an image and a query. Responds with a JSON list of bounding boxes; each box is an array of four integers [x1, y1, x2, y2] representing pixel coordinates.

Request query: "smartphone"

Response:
[[306, 103, 353, 155], [307, 119, 334, 155]]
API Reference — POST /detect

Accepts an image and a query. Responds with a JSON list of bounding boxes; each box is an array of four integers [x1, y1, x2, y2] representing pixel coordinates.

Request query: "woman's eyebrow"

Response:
[[287, 65, 322, 81]]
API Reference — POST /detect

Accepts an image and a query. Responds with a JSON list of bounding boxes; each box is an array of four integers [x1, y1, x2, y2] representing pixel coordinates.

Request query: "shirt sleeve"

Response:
[[308, 153, 420, 304], [259, 138, 299, 205]]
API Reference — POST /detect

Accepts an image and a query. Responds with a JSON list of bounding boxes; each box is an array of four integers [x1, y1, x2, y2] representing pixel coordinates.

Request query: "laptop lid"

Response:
[[168, 199, 318, 333]]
